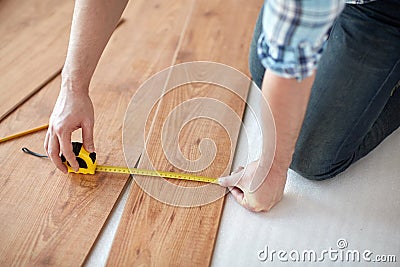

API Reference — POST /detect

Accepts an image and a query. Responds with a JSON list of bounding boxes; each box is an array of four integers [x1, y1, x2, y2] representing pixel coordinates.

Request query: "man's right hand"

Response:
[[44, 87, 95, 173], [42, 0, 129, 173]]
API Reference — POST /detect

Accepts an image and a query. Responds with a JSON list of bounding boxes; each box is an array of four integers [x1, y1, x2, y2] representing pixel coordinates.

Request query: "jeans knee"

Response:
[[290, 148, 353, 181], [290, 155, 329, 181]]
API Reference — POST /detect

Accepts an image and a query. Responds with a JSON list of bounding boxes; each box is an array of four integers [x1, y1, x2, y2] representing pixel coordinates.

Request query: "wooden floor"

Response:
[[0, 0, 74, 122], [0, 0, 262, 266]]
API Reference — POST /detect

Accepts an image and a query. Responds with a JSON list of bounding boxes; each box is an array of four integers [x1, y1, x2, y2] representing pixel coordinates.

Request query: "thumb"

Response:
[[82, 121, 95, 153], [218, 166, 244, 187]]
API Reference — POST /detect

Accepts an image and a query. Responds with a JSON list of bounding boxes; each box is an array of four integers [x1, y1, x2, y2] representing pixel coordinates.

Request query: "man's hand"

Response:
[[219, 70, 315, 212], [44, 89, 94, 173], [43, 0, 129, 172], [219, 160, 287, 212]]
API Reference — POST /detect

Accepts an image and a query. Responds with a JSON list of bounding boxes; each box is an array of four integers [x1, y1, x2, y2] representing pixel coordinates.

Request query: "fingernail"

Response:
[[87, 145, 95, 153]]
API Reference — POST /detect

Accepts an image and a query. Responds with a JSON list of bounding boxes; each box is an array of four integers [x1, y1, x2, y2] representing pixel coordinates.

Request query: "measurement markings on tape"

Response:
[[22, 141, 218, 184]]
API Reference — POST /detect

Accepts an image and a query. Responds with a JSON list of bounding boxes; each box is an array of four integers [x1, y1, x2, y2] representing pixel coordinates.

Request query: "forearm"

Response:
[[62, 0, 129, 93], [261, 70, 315, 170]]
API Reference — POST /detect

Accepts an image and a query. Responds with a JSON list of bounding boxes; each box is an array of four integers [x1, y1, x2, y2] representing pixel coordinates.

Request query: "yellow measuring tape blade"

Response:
[[22, 142, 218, 184], [95, 165, 218, 184]]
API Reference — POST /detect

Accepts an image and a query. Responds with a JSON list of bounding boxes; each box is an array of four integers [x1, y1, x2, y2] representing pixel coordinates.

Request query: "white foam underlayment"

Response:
[[85, 84, 400, 266]]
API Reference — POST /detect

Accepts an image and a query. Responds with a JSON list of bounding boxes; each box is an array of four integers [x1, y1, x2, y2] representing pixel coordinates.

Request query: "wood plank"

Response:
[[107, 0, 262, 265], [0, 0, 74, 122], [0, 0, 192, 265]]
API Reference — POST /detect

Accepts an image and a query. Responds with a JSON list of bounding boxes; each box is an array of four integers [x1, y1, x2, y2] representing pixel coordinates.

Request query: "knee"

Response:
[[290, 156, 333, 181], [290, 144, 353, 181]]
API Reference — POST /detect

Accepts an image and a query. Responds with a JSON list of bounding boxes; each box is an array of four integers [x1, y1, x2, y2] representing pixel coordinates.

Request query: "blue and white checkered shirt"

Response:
[[257, 0, 376, 81]]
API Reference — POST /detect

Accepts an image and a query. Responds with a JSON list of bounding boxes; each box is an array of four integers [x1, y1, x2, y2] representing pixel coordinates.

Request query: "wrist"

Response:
[[61, 66, 90, 95], [258, 153, 289, 184], [260, 144, 293, 170]]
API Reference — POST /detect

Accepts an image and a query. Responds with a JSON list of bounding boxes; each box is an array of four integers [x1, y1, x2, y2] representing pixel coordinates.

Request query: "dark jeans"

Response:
[[249, 1, 400, 180]]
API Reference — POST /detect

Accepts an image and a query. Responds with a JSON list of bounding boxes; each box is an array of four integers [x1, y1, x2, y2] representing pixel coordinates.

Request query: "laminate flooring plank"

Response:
[[0, 0, 192, 265], [0, 0, 74, 122], [107, 1, 262, 266]]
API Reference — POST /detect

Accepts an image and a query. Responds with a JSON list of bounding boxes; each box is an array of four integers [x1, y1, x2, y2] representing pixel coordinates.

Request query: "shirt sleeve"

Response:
[[257, 0, 345, 81]]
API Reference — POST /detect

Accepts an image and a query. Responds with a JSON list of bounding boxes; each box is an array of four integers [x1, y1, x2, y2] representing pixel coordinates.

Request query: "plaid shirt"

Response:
[[257, 0, 376, 81]]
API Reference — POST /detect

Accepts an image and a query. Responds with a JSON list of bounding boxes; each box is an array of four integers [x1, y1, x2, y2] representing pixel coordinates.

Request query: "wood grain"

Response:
[[0, 0, 192, 265], [0, 0, 75, 122], [107, 0, 262, 265]]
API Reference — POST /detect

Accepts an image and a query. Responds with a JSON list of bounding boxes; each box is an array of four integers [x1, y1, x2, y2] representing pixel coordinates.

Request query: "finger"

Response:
[[82, 120, 95, 153], [228, 186, 260, 212], [44, 130, 50, 153], [228, 186, 245, 204], [231, 166, 244, 175], [58, 133, 79, 172], [232, 193, 259, 212], [47, 134, 68, 173], [218, 168, 245, 187]]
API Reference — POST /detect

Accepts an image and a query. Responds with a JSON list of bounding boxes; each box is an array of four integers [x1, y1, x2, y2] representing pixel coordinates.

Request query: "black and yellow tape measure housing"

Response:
[[61, 142, 97, 174]]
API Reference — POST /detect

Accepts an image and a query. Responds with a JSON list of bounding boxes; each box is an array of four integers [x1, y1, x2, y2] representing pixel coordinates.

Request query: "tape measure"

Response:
[[47, 142, 217, 184]]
